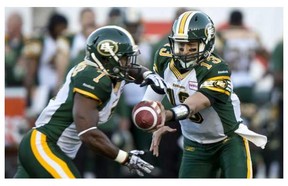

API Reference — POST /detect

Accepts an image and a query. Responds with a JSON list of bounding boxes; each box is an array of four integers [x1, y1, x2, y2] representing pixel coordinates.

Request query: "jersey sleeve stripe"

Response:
[[73, 88, 102, 103], [206, 76, 230, 81], [201, 86, 231, 96]]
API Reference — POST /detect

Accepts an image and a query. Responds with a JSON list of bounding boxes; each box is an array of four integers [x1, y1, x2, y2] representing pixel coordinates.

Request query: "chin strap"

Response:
[[91, 53, 109, 75]]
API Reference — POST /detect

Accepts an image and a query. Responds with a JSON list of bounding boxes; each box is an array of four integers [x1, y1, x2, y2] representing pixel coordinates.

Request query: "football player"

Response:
[[142, 11, 267, 178], [14, 25, 166, 178]]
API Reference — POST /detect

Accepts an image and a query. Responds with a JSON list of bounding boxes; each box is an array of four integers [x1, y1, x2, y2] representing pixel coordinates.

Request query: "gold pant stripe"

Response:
[[31, 130, 75, 178]]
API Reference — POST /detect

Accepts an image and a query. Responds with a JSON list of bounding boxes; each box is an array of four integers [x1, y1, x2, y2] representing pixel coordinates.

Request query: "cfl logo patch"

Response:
[[97, 40, 118, 56]]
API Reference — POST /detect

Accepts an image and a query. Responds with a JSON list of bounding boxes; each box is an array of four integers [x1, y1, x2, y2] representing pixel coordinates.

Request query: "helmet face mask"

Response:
[[85, 25, 140, 82], [169, 11, 216, 71], [170, 40, 205, 69]]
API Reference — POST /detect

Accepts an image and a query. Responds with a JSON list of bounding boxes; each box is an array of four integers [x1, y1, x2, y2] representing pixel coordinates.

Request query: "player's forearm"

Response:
[[166, 92, 211, 122], [165, 110, 174, 122], [80, 129, 120, 160], [183, 92, 211, 114]]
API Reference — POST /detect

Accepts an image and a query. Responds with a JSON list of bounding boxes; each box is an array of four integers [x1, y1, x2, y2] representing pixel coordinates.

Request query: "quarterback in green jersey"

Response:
[[142, 11, 267, 178], [14, 25, 166, 178]]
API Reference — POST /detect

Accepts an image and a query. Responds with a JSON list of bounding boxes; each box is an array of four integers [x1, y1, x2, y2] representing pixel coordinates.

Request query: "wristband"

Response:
[[169, 104, 190, 121], [114, 149, 129, 164]]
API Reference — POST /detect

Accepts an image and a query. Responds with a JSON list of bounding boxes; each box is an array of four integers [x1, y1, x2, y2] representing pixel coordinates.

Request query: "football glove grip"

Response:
[[141, 71, 166, 90], [124, 150, 154, 176]]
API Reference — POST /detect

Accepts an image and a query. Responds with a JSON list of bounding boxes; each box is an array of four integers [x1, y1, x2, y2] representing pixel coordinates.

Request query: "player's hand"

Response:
[[150, 126, 177, 157], [124, 150, 154, 176], [144, 101, 166, 133], [156, 101, 166, 129], [141, 71, 167, 90]]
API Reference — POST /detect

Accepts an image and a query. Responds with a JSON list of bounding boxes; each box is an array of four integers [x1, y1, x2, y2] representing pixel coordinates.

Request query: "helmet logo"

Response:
[[205, 23, 215, 39], [97, 40, 118, 56]]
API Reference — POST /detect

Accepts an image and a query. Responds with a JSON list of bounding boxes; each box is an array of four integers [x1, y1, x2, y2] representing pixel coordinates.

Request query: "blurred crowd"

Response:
[[5, 7, 283, 178]]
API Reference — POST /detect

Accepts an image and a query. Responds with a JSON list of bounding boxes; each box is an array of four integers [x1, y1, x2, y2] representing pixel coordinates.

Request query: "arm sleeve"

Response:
[[198, 89, 215, 105], [72, 70, 111, 106], [142, 85, 165, 102], [198, 62, 232, 104]]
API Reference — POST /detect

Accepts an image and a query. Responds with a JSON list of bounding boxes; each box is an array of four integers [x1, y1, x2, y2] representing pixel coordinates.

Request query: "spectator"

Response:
[[216, 9, 280, 178], [216, 9, 263, 104], [259, 39, 283, 178], [22, 12, 70, 117], [106, 7, 124, 27], [5, 11, 29, 178], [67, 8, 98, 72], [5, 12, 26, 87]]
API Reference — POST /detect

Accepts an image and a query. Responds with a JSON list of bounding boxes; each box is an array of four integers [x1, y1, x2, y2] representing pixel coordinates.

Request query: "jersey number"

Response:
[[167, 88, 204, 124], [71, 62, 87, 77], [159, 45, 172, 57]]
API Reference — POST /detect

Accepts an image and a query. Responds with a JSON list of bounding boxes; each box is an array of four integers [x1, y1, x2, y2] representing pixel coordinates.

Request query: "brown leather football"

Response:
[[132, 101, 162, 131]]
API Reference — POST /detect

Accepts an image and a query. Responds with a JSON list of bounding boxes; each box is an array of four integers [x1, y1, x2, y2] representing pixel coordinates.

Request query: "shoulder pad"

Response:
[[153, 44, 172, 76], [196, 54, 231, 82], [72, 62, 112, 104]]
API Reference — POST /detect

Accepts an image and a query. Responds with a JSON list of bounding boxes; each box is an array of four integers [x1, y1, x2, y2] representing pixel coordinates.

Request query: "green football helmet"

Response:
[[85, 25, 140, 81], [168, 11, 216, 70]]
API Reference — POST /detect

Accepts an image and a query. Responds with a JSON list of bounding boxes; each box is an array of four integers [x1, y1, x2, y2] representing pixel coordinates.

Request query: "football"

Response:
[[132, 101, 162, 131]]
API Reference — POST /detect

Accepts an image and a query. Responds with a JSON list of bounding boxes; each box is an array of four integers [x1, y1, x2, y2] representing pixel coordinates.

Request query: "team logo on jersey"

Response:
[[201, 77, 231, 96], [97, 40, 119, 56], [188, 81, 198, 90], [213, 80, 228, 89]]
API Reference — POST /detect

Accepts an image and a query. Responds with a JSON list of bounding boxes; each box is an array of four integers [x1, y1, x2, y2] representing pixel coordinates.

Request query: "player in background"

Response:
[[14, 25, 166, 178], [5, 12, 26, 87], [142, 10, 267, 178], [216, 9, 263, 104], [22, 13, 70, 117], [66, 7, 98, 73]]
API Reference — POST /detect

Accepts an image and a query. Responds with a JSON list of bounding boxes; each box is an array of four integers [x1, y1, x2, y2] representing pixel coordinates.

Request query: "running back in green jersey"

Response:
[[35, 61, 125, 158]]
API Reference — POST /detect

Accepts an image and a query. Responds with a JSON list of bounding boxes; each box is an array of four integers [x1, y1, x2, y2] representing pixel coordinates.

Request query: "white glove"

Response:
[[141, 71, 167, 90], [124, 150, 154, 176]]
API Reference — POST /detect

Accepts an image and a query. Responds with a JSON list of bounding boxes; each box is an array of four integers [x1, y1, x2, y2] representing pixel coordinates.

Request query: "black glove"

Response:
[[124, 150, 154, 176]]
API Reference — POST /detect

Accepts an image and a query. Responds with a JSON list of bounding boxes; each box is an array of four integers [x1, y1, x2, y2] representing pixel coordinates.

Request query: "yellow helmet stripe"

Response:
[[178, 11, 192, 34], [176, 11, 201, 36]]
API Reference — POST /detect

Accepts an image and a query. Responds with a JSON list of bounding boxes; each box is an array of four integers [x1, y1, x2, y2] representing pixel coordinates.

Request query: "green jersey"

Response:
[[34, 60, 125, 159], [154, 44, 243, 144]]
